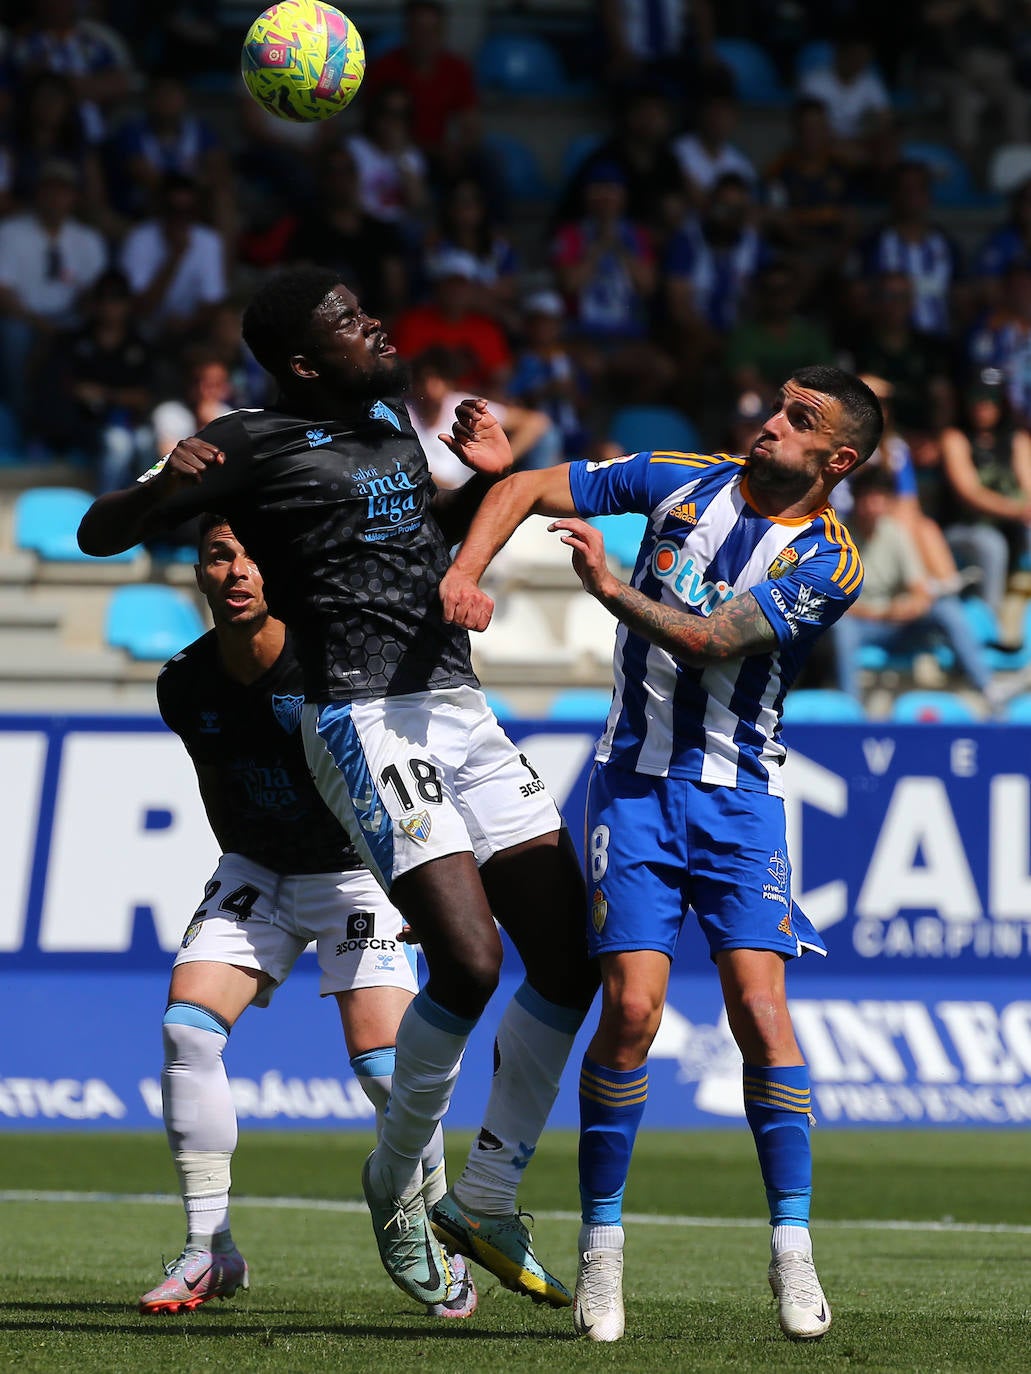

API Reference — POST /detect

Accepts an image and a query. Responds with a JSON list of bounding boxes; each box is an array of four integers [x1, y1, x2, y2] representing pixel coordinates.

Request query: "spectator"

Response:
[[662, 171, 770, 385], [855, 160, 965, 338], [796, 26, 892, 161], [406, 345, 560, 488], [285, 146, 408, 322], [343, 82, 430, 250], [151, 348, 233, 463], [554, 87, 688, 243], [391, 248, 512, 395], [672, 90, 758, 208], [967, 261, 1031, 428], [119, 172, 227, 341], [508, 289, 593, 458], [917, 0, 1029, 158], [726, 259, 835, 411], [364, 0, 478, 155], [763, 97, 860, 294], [200, 300, 269, 411], [0, 157, 107, 417], [10, 0, 136, 144], [845, 270, 956, 470], [942, 368, 1031, 613], [831, 465, 1000, 708], [424, 174, 518, 330], [597, 0, 716, 103], [972, 178, 1031, 313], [27, 266, 155, 490], [551, 160, 673, 404], [8, 72, 107, 225], [106, 69, 231, 233]]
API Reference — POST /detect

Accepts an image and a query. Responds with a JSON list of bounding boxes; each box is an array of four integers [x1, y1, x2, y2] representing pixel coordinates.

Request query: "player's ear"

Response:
[[289, 352, 320, 380], [828, 443, 859, 477]]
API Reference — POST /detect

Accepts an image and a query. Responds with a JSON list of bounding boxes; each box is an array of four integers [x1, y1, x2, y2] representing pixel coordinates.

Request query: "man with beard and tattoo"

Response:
[[77, 266, 598, 1316], [437, 365, 881, 1344]]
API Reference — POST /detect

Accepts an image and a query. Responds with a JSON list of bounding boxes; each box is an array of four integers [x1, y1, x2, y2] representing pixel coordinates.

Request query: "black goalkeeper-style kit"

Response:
[[148, 399, 479, 701], [158, 629, 362, 875]]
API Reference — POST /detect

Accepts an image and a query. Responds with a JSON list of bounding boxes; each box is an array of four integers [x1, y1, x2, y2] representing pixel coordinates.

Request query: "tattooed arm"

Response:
[[552, 517, 777, 665]]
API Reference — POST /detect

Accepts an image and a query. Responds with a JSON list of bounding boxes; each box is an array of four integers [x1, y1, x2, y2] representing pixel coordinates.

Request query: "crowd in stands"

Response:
[[4, 0, 1031, 713]]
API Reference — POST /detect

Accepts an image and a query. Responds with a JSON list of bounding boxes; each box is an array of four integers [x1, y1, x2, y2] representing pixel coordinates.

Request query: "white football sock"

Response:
[[351, 1045, 445, 1196], [454, 982, 582, 1215], [579, 1223, 625, 1253], [771, 1224, 812, 1257], [162, 1010, 238, 1250], [371, 992, 472, 1199]]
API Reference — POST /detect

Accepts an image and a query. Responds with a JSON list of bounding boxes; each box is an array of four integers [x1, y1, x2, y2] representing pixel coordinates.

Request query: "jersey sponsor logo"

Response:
[[592, 887, 608, 932], [346, 910, 373, 941], [763, 849, 790, 908], [271, 692, 304, 735], [585, 454, 636, 470], [354, 458, 420, 534], [400, 810, 432, 842], [767, 541, 818, 582], [651, 540, 735, 616], [667, 501, 697, 525], [305, 427, 332, 448], [369, 400, 402, 431]]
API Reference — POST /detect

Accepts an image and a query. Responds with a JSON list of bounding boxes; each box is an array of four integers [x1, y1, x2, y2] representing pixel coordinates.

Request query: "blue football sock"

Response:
[[578, 1056, 648, 1226], [742, 1063, 812, 1228]]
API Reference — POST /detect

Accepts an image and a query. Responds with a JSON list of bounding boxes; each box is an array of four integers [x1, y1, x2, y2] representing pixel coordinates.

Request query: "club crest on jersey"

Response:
[[272, 692, 304, 734], [668, 501, 697, 525], [199, 710, 220, 735], [652, 540, 734, 616], [767, 541, 819, 581], [306, 427, 332, 448], [592, 888, 608, 932], [400, 810, 432, 842], [369, 400, 402, 431]]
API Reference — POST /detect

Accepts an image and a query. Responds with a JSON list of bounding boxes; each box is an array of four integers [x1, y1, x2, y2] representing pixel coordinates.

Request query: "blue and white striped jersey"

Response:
[[568, 450, 863, 794]]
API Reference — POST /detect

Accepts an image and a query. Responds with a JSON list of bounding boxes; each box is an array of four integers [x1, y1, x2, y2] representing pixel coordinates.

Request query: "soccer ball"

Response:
[[241, 1, 365, 122]]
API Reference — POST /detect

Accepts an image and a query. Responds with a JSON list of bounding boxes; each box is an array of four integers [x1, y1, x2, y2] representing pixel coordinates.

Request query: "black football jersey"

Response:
[[146, 399, 478, 701], [157, 629, 362, 875]]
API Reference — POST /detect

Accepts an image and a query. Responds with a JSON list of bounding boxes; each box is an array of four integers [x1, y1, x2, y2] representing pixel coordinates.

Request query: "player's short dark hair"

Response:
[[197, 512, 232, 558], [790, 365, 884, 465], [242, 266, 344, 379]]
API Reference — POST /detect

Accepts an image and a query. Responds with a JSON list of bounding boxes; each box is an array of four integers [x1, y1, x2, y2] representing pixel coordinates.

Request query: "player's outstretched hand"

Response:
[[163, 436, 225, 485], [438, 398, 514, 476], [550, 518, 620, 602], [440, 565, 495, 631]]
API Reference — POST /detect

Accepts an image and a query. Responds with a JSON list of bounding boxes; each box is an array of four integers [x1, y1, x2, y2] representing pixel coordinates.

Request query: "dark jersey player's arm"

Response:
[[77, 435, 231, 556], [430, 472, 513, 548]]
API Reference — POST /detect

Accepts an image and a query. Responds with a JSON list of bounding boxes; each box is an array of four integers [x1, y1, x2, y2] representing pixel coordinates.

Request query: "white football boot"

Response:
[[768, 1249, 831, 1339], [573, 1247, 625, 1342]]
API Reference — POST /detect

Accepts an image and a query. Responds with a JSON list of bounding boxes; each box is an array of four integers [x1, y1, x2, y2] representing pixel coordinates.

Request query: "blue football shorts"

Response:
[[584, 762, 827, 962]]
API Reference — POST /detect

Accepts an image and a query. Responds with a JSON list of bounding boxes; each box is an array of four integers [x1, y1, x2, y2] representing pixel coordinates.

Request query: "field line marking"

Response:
[[1, 1190, 1029, 1235]]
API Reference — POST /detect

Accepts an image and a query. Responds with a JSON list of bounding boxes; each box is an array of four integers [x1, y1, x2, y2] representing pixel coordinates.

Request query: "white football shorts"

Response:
[[172, 852, 418, 1007], [302, 685, 563, 890]]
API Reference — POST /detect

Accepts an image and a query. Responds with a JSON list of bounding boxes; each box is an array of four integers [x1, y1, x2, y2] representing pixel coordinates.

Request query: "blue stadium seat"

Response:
[[14, 487, 142, 563], [482, 131, 552, 202], [713, 38, 787, 106], [902, 140, 999, 209], [483, 690, 516, 720], [105, 584, 206, 661], [1004, 692, 1031, 723], [548, 687, 614, 723], [889, 690, 980, 724], [781, 689, 867, 724], [609, 405, 700, 457], [588, 512, 649, 570], [476, 33, 572, 96]]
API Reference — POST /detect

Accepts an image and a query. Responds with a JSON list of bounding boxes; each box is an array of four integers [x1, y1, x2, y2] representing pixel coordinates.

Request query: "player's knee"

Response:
[[728, 986, 793, 1057], [162, 1002, 230, 1069], [429, 946, 501, 1018], [600, 987, 663, 1058]]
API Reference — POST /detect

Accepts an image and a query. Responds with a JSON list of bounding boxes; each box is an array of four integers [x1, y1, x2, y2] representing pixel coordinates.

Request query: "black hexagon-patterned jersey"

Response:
[[149, 400, 479, 701]]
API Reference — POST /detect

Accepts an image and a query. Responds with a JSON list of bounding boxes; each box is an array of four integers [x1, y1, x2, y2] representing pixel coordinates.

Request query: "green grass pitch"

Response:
[[2, 1130, 1030, 1373]]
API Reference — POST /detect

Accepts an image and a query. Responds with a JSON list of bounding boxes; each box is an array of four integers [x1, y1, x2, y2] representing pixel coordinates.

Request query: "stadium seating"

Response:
[[14, 488, 142, 564], [482, 131, 552, 203], [588, 512, 649, 571], [889, 690, 980, 723], [781, 688, 868, 723], [1004, 692, 1031, 722], [472, 590, 575, 669], [482, 689, 516, 720], [987, 143, 1031, 196], [609, 405, 701, 457], [564, 594, 618, 668], [560, 131, 604, 182], [902, 140, 998, 208], [104, 584, 206, 661], [712, 38, 787, 106], [547, 686, 613, 722], [475, 33, 572, 97]]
